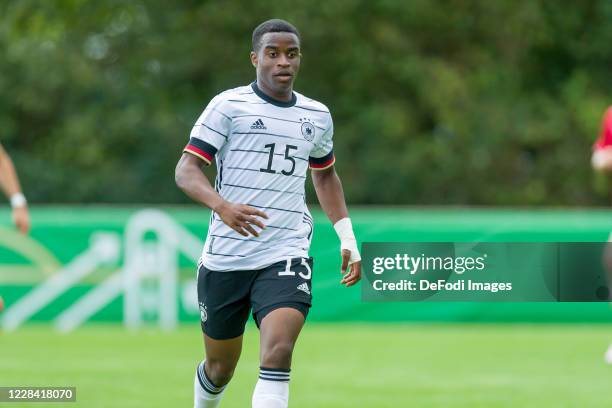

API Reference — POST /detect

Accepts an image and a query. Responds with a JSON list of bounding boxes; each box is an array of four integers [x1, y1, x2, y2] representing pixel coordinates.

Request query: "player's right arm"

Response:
[[175, 154, 267, 237], [0, 143, 30, 234]]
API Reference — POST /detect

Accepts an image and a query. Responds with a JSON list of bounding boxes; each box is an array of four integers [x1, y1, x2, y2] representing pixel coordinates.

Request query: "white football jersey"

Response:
[[184, 82, 335, 271]]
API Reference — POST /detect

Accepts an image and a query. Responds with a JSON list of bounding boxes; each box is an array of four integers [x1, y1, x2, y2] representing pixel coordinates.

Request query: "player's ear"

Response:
[[250, 51, 258, 68]]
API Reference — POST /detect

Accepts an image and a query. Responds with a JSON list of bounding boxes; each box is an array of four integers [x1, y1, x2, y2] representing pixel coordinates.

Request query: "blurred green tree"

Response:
[[1, 0, 611, 205]]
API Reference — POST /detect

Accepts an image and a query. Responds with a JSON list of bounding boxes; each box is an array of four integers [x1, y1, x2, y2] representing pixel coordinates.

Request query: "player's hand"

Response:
[[12, 206, 30, 235], [216, 201, 268, 237], [340, 249, 361, 287]]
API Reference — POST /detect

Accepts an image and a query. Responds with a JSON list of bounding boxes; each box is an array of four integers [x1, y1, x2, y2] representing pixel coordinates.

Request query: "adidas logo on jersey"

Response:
[[297, 282, 311, 295], [251, 118, 267, 130]]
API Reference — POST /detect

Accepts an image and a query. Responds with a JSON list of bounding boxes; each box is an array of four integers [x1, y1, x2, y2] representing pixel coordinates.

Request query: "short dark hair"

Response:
[[252, 19, 300, 52]]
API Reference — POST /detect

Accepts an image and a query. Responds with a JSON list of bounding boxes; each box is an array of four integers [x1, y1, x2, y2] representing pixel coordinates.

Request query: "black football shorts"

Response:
[[197, 257, 313, 340]]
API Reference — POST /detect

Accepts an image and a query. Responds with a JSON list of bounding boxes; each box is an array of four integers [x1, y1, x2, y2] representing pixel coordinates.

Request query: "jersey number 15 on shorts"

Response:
[[279, 258, 312, 279]]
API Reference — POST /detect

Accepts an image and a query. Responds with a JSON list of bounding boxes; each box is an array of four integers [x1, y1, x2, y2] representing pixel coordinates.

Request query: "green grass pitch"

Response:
[[2, 323, 612, 407]]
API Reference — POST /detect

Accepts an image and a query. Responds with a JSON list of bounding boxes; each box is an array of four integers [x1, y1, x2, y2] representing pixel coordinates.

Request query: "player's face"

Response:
[[251, 32, 301, 99]]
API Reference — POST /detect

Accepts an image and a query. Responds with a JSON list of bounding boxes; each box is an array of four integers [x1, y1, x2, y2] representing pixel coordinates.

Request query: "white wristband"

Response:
[[10, 193, 27, 209], [333, 217, 361, 264]]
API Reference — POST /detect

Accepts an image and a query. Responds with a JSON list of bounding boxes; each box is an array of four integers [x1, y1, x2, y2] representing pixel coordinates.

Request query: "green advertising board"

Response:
[[1, 207, 612, 330]]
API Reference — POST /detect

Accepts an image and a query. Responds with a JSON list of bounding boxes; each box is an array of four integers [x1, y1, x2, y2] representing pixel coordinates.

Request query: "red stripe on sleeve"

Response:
[[185, 144, 213, 162]]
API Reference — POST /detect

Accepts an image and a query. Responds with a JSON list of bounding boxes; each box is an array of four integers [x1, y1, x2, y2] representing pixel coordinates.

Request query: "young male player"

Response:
[[592, 106, 612, 363], [175, 19, 361, 408]]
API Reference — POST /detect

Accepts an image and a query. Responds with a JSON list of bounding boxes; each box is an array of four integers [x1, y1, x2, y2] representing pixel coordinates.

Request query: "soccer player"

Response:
[[175, 19, 361, 408], [592, 107, 612, 363]]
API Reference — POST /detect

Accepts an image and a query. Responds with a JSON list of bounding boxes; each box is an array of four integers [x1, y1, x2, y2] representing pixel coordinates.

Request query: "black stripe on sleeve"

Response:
[[309, 150, 334, 167], [188, 138, 218, 156]]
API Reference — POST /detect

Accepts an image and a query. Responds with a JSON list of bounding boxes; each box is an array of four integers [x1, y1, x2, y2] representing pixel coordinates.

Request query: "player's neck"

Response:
[[253, 80, 295, 105]]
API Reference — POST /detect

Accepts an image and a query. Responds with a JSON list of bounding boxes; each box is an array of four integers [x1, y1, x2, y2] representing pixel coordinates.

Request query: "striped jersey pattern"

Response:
[[184, 82, 335, 271]]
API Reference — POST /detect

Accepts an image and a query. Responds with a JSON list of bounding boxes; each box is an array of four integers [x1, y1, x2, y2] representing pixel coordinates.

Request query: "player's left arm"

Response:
[[311, 166, 361, 287], [0, 143, 30, 234]]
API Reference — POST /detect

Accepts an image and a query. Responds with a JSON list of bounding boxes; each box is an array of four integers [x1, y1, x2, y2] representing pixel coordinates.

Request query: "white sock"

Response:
[[252, 367, 290, 408], [194, 361, 226, 408]]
